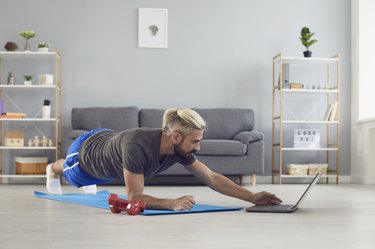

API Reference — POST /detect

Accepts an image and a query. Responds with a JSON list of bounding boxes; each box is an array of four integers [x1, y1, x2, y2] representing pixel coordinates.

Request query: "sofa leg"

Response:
[[251, 174, 256, 186]]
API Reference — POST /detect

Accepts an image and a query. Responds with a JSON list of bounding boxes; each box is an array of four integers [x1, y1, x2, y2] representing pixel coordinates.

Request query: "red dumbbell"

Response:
[[108, 193, 146, 215]]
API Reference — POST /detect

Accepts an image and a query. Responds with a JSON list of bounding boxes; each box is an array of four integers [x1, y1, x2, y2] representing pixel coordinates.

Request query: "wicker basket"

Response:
[[308, 164, 328, 175], [15, 157, 48, 175], [286, 164, 308, 175]]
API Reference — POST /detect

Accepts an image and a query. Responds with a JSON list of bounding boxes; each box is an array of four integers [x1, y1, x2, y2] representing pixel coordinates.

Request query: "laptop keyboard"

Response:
[[254, 204, 294, 210]]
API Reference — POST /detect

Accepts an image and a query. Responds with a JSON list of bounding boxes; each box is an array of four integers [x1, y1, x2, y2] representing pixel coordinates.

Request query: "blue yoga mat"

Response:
[[34, 190, 243, 215]]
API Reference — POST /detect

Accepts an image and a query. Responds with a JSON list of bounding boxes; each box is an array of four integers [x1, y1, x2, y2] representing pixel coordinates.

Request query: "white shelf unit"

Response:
[[280, 89, 339, 93], [280, 148, 338, 151], [280, 174, 338, 179], [0, 146, 57, 150], [0, 174, 46, 178], [273, 56, 339, 65], [272, 53, 340, 184], [0, 51, 62, 180], [0, 118, 57, 121], [0, 85, 57, 89]]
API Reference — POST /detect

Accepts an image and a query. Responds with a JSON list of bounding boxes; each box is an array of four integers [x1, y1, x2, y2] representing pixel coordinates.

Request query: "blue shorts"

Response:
[[63, 128, 112, 188]]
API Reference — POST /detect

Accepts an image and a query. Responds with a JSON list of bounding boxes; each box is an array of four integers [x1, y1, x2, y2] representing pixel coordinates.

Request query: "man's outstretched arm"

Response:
[[185, 160, 282, 205], [123, 168, 196, 210]]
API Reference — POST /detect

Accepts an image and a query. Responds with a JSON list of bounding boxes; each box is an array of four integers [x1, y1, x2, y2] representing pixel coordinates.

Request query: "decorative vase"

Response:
[[24, 80, 32, 85], [42, 105, 51, 119], [303, 51, 312, 58], [24, 39, 31, 51]]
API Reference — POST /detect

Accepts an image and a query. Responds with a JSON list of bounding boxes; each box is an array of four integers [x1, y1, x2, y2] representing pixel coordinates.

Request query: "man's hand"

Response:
[[169, 195, 196, 210], [124, 169, 196, 210], [251, 191, 282, 205]]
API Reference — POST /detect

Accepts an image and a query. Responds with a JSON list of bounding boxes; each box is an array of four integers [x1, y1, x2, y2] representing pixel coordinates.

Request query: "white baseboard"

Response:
[[241, 175, 352, 184], [351, 175, 375, 184]]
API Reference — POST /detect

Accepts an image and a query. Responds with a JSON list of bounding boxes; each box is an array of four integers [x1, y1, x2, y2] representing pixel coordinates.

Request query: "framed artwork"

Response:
[[138, 8, 168, 48]]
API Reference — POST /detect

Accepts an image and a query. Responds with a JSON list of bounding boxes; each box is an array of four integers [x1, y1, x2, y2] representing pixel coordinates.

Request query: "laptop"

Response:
[[246, 173, 322, 213]]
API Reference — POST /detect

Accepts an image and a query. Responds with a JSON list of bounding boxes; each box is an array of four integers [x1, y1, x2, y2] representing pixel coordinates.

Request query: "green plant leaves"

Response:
[[23, 75, 33, 81], [307, 39, 318, 48], [19, 30, 36, 39], [299, 27, 317, 50]]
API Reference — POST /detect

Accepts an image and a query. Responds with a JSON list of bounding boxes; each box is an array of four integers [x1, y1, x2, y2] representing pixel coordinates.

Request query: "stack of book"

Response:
[[0, 112, 26, 118], [323, 101, 339, 121], [288, 82, 304, 89]]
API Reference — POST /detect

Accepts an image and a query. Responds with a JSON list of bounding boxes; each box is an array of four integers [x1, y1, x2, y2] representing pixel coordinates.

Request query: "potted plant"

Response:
[[19, 30, 36, 51], [299, 27, 318, 57], [23, 75, 33, 85], [37, 42, 50, 52], [4, 42, 18, 51]]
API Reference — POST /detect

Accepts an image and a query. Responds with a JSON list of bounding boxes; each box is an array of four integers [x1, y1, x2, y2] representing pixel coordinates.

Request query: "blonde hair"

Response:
[[162, 108, 206, 135]]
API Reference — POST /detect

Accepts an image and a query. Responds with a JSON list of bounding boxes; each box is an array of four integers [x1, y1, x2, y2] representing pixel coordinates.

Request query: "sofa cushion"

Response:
[[233, 131, 264, 144], [197, 139, 247, 156], [193, 108, 254, 139], [71, 107, 139, 131], [139, 109, 164, 128]]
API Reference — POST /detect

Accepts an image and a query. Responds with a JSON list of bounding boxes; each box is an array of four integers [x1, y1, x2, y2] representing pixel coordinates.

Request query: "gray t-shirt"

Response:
[[78, 128, 196, 180]]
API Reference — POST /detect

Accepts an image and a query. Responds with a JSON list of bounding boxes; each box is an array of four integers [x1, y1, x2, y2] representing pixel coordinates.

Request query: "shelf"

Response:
[[272, 145, 339, 151], [272, 53, 340, 184], [0, 174, 46, 178], [0, 51, 58, 59], [0, 49, 62, 184], [280, 174, 338, 178], [274, 120, 338, 124], [274, 56, 339, 65], [277, 89, 339, 93], [0, 146, 56, 150], [0, 118, 56, 122], [0, 85, 57, 89], [281, 147, 338, 151]]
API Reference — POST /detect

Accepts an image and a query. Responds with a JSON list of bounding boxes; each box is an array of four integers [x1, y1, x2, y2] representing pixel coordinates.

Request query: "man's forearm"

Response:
[[209, 173, 254, 203], [132, 194, 174, 210]]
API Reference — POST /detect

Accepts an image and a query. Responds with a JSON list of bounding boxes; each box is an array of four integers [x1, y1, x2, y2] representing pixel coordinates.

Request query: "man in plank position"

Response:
[[46, 108, 282, 210]]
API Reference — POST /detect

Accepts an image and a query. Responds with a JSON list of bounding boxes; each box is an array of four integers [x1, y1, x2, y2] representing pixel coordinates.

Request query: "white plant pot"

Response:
[[42, 105, 51, 119], [38, 47, 49, 52], [24, 80, 32, 85]]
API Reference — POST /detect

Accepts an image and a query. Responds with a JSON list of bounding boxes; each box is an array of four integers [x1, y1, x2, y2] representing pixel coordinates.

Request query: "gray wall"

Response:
[[0, 0, 351, 176]]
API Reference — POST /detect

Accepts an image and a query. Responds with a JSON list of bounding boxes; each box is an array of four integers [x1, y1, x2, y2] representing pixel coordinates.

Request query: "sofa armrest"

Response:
[[233, 131, 264, 144], [69, 129, 89, 140]]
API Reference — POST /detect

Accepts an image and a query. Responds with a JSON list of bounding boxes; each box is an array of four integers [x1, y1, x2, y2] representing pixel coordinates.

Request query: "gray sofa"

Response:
[[69, 107, 264, 185]]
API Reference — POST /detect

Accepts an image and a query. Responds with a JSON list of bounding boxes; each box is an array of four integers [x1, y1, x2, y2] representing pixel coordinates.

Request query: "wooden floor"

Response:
[[1, 182, 374, 249]]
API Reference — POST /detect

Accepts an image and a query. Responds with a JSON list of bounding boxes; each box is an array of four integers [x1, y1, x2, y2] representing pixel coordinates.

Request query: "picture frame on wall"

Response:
[[138, 8, 168, 48]]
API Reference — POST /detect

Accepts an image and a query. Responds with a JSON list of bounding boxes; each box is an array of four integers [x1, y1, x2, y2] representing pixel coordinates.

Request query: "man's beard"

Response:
[[174, 143, 196, 161]]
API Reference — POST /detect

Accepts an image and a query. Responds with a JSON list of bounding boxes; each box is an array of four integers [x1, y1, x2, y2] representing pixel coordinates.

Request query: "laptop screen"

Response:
[[294, 173, 322, 208]]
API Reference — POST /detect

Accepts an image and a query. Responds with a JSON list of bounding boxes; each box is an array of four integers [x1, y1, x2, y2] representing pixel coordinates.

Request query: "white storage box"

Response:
[[308, 164, 328, 175], [4, 130, 24, 147], [15, 157, 48, 175], [286, 164, 308, 175], [39, 74, 54, 85]]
